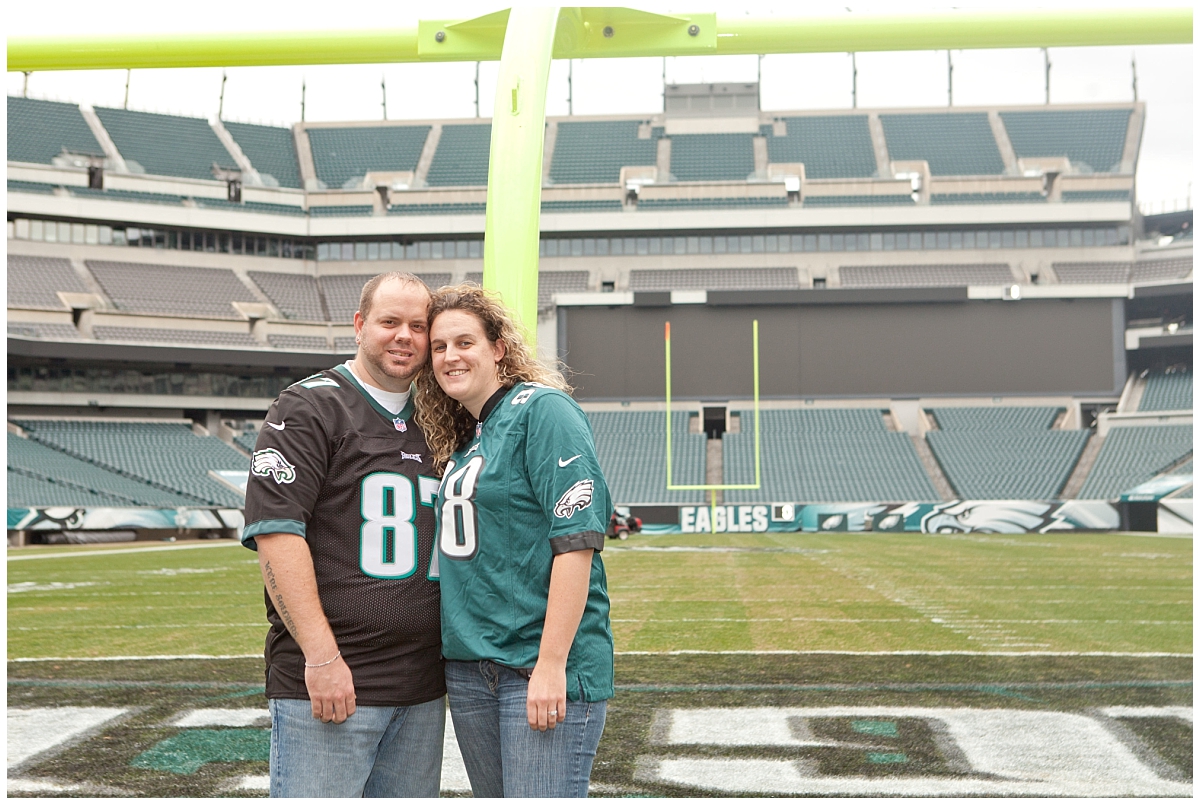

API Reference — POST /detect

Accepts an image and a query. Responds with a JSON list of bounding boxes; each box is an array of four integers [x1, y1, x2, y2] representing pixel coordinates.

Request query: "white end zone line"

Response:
[[9, 650, 1191, 662], [8, 541, 244, 561]]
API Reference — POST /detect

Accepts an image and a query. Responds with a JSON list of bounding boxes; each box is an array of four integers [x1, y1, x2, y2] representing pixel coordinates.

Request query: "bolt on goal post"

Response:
[[665, 320, 762, 524]]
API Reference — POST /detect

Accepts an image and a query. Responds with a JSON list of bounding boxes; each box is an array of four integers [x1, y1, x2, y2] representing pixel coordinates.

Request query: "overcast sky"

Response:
[[6, 1, 1192, 205]]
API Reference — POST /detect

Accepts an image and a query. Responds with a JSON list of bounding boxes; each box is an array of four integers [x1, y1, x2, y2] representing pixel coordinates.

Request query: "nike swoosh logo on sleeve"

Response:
[[266, 421, 285, 431], [558, 455, 582, 467]]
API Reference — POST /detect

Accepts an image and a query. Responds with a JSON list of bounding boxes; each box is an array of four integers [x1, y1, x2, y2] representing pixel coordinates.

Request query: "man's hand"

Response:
[[304, 654, 356, 723], [526, 661, 566, 731]]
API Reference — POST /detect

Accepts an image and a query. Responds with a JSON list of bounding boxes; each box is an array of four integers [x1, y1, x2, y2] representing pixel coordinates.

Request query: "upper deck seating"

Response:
[[724, 408, 938, 503], [930, 192, 1045, 205], [926, 407, 1087, 499], [549, 120, 660, 184], [388, 202, 486, 216], [9, 180, 58, 194], [425, 124, 491, 186], [248, 271, 325, 321], [1139, 369, 1192, 412], [222, 121, 303, 188], [309, 205, 374, 217], [192, 198, 307, 216], [86, 260, 260, 319], [628, 267, 799, 292], [1000, 108, 1131, 173], [541, 200, 623, 213], [306, 125, 430, 189], [1077, 424, 1193, 499], [1062, 190, 1131, 203], [638, 196, 787, 211], [586, 410, 706, 504], [93, 107, 239, 180], [803, 194, 914, 207], [9, 255, 90, 309], [840, 263, 1013, 288], [69, 186, 186, 206], [880, 112, 1005, 175], [669, 132, 756, 181], [93, 326, 261, 348], [15, 419, 249, 507], [8, 97, 104, 164], [8, 432, 194, 507], [764, 115, 877, 178]]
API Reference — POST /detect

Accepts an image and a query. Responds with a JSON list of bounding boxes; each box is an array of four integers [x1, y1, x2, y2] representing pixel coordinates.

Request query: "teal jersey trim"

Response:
[[332, 364, 416, 425], [241, 517, 307, 550]]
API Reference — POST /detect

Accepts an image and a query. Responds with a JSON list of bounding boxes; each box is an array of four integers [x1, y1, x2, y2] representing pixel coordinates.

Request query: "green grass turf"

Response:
[[6, 531, 1192, 659]]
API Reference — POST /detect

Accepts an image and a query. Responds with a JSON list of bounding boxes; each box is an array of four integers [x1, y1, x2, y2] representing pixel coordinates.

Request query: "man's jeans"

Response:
[[445, 660, 607, 798], [268, 696, 445, 797]]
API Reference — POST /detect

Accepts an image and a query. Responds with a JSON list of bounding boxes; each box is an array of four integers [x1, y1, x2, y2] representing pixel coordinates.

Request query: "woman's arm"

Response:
[[526, 548, 594, 731]]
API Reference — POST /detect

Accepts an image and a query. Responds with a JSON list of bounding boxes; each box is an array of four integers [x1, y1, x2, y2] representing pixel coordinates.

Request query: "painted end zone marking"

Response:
[[8, 707, 129, 770]]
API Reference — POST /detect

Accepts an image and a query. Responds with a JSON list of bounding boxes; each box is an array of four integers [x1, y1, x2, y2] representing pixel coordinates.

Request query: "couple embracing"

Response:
[[242, 272, 613, 798]]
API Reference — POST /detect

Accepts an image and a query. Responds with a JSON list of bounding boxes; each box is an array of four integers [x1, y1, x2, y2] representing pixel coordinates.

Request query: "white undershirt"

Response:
[[344, 360, 411, 415]]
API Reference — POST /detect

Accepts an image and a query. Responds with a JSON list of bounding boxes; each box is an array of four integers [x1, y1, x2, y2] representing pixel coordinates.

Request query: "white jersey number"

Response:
[[360, 472, 436, 579], [438, 456, 484, 561]]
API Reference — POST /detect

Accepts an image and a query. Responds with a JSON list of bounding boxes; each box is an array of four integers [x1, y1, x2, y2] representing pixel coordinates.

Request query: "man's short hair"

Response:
[[358, 272, 431, 320]]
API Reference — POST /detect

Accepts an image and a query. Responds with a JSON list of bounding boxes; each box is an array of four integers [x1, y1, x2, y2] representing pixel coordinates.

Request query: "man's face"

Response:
[[352, 279, 430, 392]]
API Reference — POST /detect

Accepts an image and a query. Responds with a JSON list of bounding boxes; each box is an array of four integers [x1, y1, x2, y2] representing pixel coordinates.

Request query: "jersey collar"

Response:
[[332, 364, 416, 425], [477, 385, 512, 426]]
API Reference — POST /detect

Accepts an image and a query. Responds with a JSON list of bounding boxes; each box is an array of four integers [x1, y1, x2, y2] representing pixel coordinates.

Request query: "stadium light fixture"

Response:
[[7, 6, 1190, 339]]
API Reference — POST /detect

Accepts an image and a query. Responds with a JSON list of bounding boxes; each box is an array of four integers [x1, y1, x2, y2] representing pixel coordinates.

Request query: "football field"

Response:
[[8, 532, 1192, 796]]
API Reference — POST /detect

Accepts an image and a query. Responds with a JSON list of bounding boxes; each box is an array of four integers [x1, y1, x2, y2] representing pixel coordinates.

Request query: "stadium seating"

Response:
[[268, 334, 331, 351], [233, 430, 258, 454], [541, 200, 623, 213], [724, 409, 939, 503], [9, 255, 90, 309], [93, 326, 261, 348], [669, 132, 756, 181], [192, 198, 307, 216], [388, 202, 486, 216], [930, 193, 1045, 205], [1077, 424, 1193, 499], [802, 195, 914, 207], [999, 109, 1131, 173], [586, 410, 707, 504], [8, 323, 86, 340], [638, 196, 787, 211], [306, 125, 430, 189], [8, 179, 58, 194], [308, 205, 374, 217], [549, 120, 660, 184], [460, 271, 588, 308], [1053, 262, 1130, 284], [222, 121, 303, 188], [248, 271, 325, 321], [319, 273, 453, 322], [8, 432, 195, 507], [1061, 190, 1131, 203], [839, 263, 1012, 288], [85, 260, 261, 319], [879, 113, 1005, 175], [69, 186, 186, 206], [926, 407, 1086, 499], [628, 267, 799, 292], [1131, 258, 1192, 283], [1139, 369, 1192, 412], [14, 420, 250, 507], [93, 107, 239, 181], [425, 124, 491, 186], [8, 97, 105, 164], [334, 336, 358, 353], [764, 116, 877, 179]]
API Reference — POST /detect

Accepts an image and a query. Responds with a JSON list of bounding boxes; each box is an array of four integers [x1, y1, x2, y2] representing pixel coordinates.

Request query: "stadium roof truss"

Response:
[[7, 6, 1191, 339]]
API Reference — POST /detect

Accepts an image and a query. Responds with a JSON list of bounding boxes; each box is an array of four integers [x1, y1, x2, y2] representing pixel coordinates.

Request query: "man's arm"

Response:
[[526, 548, 593, 731], [257, 532, 356, 724]]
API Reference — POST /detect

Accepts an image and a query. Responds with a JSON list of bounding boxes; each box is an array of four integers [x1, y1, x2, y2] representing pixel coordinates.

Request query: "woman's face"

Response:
[[430, 309, 506, 418]]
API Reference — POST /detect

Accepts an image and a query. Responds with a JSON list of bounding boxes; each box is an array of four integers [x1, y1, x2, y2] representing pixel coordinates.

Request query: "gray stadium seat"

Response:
[[8, 255, 89, 309], [93, 326, 261, 348], [86, 260, 261, 319], [628, 268, 799, 292], [249, 271, 326, 321], [268, 334, 331, 351], [840, 264, 1013, 288]]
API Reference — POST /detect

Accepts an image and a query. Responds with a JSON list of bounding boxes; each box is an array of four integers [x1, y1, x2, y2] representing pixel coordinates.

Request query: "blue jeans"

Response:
[[268, 696, 445, 797], [445, 660, 607, 798]]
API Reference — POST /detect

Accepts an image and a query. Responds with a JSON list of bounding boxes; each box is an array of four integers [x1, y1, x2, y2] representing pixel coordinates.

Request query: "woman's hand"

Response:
[[526, 661, 567, 730]]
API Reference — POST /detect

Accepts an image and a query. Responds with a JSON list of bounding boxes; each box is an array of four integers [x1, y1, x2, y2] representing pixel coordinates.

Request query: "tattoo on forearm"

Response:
[[263, 560, 298, 637]]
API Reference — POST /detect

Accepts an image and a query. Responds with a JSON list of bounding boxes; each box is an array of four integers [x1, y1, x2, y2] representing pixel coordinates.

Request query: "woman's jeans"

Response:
[[445, 660, 607, 798]]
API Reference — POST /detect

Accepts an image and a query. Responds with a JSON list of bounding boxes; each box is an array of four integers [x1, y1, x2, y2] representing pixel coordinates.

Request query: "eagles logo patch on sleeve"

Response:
[[251, 448, 297, 484], [554, 479, 594, 518]]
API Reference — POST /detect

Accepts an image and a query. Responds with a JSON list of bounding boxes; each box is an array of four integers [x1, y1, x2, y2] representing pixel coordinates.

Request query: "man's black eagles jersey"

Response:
[[242, 364, 444, 707]]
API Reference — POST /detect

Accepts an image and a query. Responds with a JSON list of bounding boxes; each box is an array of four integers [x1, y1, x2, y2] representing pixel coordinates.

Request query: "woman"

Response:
[[416, 284, 613, 798]]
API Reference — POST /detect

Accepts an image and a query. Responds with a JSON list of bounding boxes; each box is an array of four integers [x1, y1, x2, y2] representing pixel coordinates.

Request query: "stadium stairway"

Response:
[[909, 433, 956, 500], [1059, 432, 1102, 499]]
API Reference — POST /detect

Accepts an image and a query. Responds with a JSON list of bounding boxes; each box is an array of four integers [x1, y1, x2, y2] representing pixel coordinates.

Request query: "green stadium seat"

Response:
[[550, 120, 660, 185], [586, 411, 707, 505], [425, 124, 491, 186], [94, 107, 239, 181], [880, 113, 1005, 176], [8, 97, 104, 165], [669, 132, 755, 182], [1078, 425, 1193, 500], [638, 196, 787, 211], [1139, 369, 1192, 412], [764, 115, 877, 179], [1000, 109, 1131, 173], [222, 121, 303, 188], [306, 125, 430, 189]]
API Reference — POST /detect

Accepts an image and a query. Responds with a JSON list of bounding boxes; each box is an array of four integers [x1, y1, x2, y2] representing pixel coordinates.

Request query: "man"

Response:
[[242, 272, 444, 797]]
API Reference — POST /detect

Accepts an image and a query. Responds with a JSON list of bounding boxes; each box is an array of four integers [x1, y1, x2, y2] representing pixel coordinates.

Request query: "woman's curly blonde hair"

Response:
[[415, 283, 571, 471]]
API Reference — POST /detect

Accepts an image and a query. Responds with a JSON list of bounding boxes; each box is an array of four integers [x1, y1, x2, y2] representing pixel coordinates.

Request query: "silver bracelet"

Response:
[[305, 650, 341, 668]]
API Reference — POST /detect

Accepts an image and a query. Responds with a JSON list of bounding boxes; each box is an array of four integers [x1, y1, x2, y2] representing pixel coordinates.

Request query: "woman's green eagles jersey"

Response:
[[435, 383, 614, 702]]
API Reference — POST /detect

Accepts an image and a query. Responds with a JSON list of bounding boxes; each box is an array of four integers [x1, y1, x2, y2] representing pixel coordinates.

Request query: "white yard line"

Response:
[[8, 542, 243, 561]]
